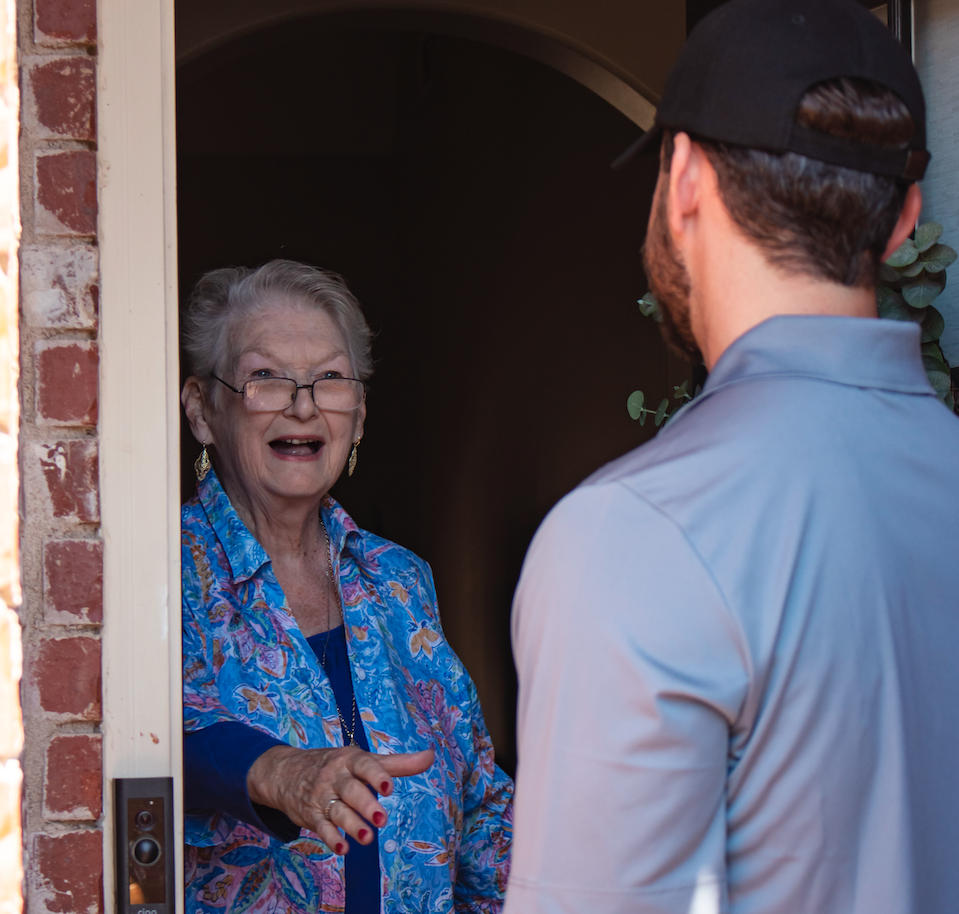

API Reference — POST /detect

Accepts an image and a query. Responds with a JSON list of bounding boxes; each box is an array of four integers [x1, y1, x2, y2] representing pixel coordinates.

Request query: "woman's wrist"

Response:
[[247, 744, 301, 807]]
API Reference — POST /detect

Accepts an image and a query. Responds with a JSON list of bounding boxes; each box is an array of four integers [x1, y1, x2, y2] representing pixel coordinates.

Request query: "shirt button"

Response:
[[383, 839, 397, 853], [356, 668, 366, 680]]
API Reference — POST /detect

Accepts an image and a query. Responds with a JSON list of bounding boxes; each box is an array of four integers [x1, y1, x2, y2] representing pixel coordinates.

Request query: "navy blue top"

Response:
[[184, 624, 380, 914]]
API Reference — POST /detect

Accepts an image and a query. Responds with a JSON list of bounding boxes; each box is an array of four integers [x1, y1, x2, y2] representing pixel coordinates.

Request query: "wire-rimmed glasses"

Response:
[[214, 374, 365, 412]]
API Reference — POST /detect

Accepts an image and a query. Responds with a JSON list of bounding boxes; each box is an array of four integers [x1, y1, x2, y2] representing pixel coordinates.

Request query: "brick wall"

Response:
[[0, 0, 21, 907], [0, 0, 21, 908], [17, 0, 101, 910]]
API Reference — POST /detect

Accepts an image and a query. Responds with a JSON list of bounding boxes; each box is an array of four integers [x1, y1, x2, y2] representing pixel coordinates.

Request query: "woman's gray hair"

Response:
[[182, 260, 373, 400]]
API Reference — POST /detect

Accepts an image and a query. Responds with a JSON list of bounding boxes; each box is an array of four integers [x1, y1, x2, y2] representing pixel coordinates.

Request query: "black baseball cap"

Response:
[[613, 0, 929, 181]]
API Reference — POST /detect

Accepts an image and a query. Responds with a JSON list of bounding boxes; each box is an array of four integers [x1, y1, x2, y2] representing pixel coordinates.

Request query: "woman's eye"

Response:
[[251, 369, 275, 379], [319, 370, 344, 379]]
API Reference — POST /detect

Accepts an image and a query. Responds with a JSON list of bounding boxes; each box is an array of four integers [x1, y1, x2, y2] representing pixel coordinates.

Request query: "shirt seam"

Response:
[[661, 370, 934, 434], [698, 370, 933, 407], [612, 480, 754, 720]]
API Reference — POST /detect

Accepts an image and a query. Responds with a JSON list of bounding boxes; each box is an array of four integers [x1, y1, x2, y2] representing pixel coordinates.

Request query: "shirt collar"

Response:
[[320, 493, 362, 568], [197, 467, 363, 584], [704, 315, 934, 397]]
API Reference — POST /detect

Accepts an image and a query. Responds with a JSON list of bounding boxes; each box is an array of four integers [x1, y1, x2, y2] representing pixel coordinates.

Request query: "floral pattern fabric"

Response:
[[182, 469, 513, 913]]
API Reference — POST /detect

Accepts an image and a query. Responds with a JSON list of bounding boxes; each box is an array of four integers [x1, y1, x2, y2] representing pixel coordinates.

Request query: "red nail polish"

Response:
[[359, 829, 369, 841], [372, 812, 385, 827], [336, 843, 346, 855], [380, 781, 390, 794]]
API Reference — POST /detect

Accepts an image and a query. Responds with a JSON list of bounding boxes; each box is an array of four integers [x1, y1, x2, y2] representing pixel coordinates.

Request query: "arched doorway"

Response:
[[176, 10, 684, 773]]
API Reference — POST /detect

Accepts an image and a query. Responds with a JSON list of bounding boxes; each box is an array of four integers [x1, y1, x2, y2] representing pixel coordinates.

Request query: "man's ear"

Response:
[[181, 377, 214, 446], [881, 183, 923, 263], [666, 132, 707, 240]]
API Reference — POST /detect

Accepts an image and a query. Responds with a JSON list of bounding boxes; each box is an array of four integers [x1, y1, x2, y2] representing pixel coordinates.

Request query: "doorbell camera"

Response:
[[114, 777, 175, 914]]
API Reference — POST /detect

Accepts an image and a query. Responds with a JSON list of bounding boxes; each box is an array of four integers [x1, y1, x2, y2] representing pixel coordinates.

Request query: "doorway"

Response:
[[176, 16, 671, 773]]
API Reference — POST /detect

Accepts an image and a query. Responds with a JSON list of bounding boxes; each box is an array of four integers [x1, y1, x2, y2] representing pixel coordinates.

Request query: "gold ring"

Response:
[[323, 797, 342, 821]]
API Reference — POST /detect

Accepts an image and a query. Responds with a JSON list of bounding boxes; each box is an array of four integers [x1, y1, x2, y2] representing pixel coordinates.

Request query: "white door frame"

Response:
[[97, 0, 182, 909]]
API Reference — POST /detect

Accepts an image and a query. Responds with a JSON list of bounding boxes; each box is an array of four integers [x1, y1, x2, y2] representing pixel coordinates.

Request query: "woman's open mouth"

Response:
[[269, 437, 323, 457]]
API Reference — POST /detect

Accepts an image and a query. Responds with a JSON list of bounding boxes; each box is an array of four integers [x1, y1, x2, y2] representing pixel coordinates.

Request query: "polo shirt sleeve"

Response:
[[504, 482, 749, 914]]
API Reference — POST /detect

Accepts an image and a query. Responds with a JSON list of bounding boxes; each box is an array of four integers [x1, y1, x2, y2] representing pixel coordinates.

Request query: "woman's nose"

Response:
[[287, 384, 319, 417]]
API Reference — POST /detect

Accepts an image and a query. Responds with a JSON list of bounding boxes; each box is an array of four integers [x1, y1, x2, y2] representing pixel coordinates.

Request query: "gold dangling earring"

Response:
[[348, 439, 360, 477], [195, 444, 212, 481]]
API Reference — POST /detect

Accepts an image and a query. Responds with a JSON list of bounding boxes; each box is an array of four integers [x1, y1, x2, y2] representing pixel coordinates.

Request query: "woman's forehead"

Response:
[[232, 300, 349, 363]]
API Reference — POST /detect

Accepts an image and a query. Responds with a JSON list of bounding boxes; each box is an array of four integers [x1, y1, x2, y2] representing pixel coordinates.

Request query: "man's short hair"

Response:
[[665, 78, 914, 288]]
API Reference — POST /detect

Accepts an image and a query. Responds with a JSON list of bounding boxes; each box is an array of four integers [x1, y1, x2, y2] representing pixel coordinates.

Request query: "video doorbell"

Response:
[[114, 777, 175, 914]]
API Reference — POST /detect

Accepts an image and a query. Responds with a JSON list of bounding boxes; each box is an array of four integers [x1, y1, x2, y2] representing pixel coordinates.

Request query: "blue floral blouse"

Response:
[[182, 469, 513, 913]]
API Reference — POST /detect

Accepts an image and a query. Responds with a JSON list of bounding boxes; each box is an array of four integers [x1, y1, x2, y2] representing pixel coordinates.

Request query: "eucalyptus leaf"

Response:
[[885, 237, 919, 267], [925, 364, 952, 399], [878, 262, 902, 284], [918, 243, 958, 274], [921, 343, 951, 389], [898, 260, 925, 278], [639, 411, 646, 426], [638, 294, 663, 322], [921, 305, 946, 344], [876, 286, 922, 325], [902, 271, 947, 308], [654, 398, 669, 427], [915, 221, 944, 253], [921, 341, 949, 365], [627, 390, 645, 420]]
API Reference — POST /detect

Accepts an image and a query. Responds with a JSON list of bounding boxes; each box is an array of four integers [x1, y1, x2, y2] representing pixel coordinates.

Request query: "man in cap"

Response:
[[505, 1, 959, 912]]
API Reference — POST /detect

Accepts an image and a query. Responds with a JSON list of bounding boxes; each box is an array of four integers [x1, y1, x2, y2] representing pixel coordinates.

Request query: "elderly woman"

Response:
[[180, 260, 512, 914]]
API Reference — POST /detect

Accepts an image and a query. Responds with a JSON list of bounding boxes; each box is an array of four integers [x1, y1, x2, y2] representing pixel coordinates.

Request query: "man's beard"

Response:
[[641, 185, 703, 364]]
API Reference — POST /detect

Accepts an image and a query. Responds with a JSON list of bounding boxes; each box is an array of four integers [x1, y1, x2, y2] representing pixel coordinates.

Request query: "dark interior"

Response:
[[176, 19, 675, 774]]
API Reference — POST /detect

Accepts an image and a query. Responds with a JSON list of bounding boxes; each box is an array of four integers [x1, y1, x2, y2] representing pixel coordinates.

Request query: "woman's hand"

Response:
[[247, 745, 435, 854]]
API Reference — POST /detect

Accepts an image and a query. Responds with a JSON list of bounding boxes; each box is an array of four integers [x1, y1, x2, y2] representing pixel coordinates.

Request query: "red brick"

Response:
[[44, 735, 102, 819], [30, 637, 101, 719], [29, 57, 95, 140], [36, 151, 97, 236], [37, 439, 99, 522], [36, 340, 98, 427], [43, 539, 102, 623], [35, 0, 96, 45], [33, 831, 102, 914]]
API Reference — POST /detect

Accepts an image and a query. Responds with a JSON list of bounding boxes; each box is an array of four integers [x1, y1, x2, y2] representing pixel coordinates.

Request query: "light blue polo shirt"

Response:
[[507, 315, 959, 914]]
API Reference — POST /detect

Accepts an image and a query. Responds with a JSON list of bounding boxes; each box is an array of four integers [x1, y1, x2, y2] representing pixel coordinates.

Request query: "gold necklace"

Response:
[[320, 520, 359, 748]]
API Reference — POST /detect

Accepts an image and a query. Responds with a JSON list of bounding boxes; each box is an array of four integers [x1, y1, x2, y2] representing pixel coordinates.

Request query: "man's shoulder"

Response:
[[579, 391, 744, 502]]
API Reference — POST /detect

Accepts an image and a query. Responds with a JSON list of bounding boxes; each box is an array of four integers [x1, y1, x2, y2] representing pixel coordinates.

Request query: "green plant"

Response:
[[877, 221, 956, 411], [628, 221, 959, 425], [626, 293, 699, 427]]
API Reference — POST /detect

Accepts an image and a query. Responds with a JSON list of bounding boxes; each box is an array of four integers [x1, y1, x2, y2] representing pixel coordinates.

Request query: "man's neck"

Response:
[[689, 193, 877, 370]]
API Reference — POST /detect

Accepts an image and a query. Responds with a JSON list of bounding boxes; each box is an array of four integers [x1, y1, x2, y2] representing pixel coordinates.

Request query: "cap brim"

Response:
[[611, 124, 663, 171]]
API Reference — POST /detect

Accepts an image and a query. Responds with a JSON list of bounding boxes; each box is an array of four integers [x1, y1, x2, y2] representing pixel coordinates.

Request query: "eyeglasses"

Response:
[[214, 374, 365, 412]]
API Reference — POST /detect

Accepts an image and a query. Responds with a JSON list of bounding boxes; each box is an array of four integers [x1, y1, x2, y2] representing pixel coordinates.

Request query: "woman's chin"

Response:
[[259, 454, 341, 501]]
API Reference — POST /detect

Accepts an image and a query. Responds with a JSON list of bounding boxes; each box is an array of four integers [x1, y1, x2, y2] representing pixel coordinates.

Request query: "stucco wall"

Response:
[[916, 0, 959, 366]]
